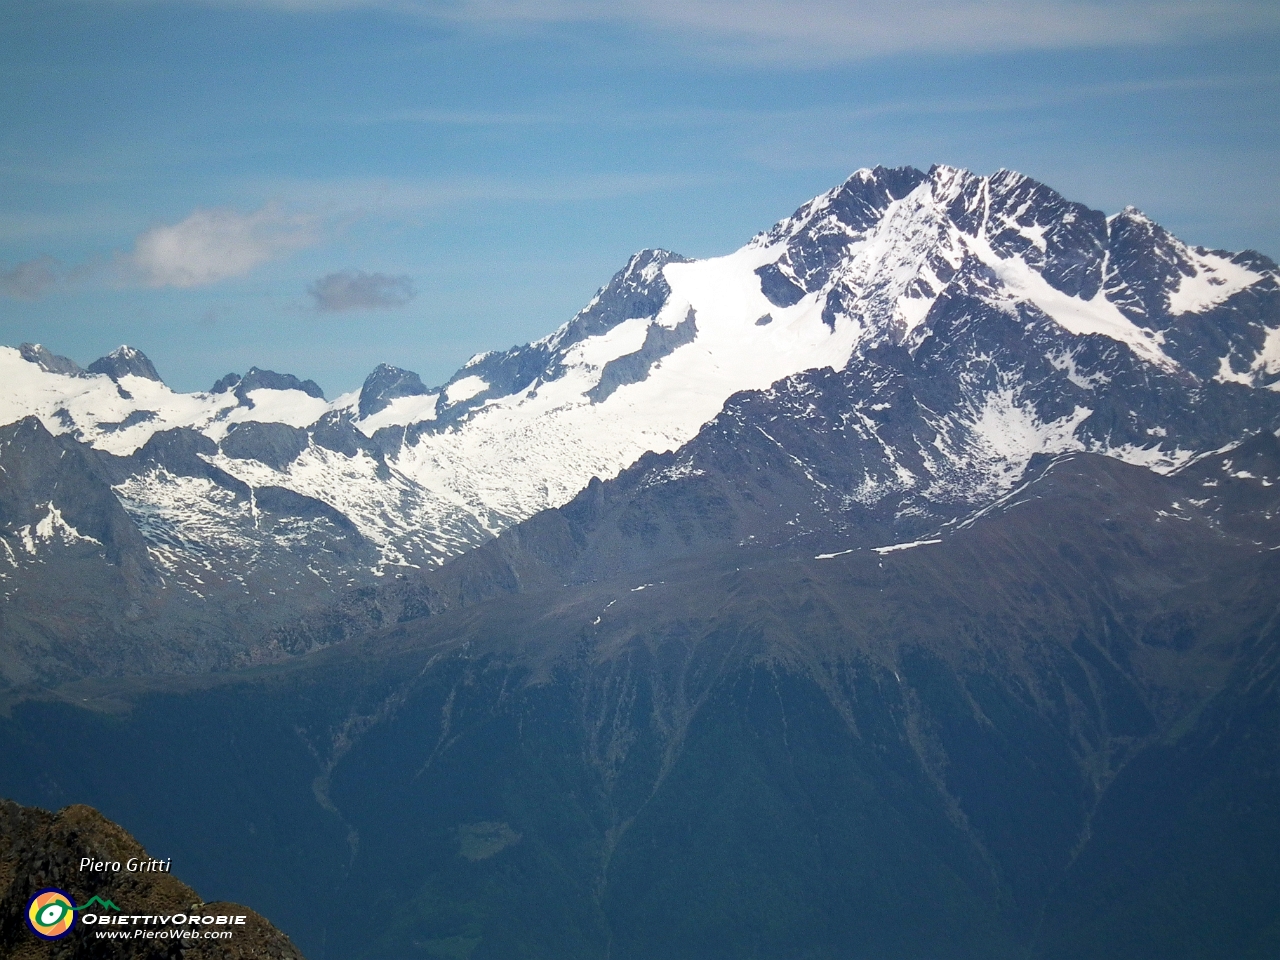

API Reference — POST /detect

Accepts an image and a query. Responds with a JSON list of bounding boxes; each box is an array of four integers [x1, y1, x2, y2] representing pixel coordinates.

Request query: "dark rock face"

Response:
[[1103, 207, 1199, 321], [0, 798, 306, 959], [219, 421, 310, 470], [97, 410, 158, 433], [754, 261, 807, 307], [18, 343, 84, 377], [309, 411, 371, 457], [357, 363, 429, 420], [127, 427, 249, 497], [435, 344, 547, 420], [135, 426, 218, 468], [757, 165, 928, 308], [947, 167, 1110, 299], [0, 418, 161, 686], [87, 346, 162, 382], [232, 367, 325, 404], [0, 417, 154, 578], [253, 486, 362, 539], [210, 372, 241, 394]]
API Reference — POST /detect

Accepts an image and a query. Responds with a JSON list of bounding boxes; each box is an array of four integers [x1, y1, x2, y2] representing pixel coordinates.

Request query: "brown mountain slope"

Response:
[[0, 798, 304, 959]]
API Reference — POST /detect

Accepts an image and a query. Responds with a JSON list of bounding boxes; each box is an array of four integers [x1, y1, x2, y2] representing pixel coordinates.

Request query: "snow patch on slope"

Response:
[[444, 375, 489, 405], [873, 538, 942, 554], [355, 392, 439, 435], [958, 389, 1092, 495], [1047, 348, 1110, 390], [1168, 251, 1259, 314], [1093, 442, 1196, 473], [206, 388, 331, 441], [1215, 353, 1254, 386], [977, 243, 1175, 369], [562, 316, 653, 368], [14, 503, 101, 555], [1213, 326, 1280, 388]]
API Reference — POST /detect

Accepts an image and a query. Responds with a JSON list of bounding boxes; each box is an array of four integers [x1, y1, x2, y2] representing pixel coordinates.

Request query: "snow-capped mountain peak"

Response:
[[87, 344, 162, 382]]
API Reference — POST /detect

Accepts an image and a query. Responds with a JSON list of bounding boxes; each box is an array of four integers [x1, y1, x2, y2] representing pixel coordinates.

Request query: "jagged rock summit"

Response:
[[358, 362, 429, 419], [18, 343, 85, 378], [86, 345, 162, 383]]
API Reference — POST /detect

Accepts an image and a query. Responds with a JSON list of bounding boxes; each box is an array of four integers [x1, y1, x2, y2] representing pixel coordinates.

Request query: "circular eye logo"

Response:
[[26, 888, 77, 940]]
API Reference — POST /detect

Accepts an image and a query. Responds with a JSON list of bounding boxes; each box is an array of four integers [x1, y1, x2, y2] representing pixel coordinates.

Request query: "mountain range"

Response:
[[1, 164, 1278, 958], [3, 163, 1278, 686]]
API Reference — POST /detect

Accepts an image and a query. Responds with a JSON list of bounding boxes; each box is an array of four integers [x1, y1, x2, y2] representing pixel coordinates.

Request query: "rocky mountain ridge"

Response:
[[2, 164, 1278, 685]]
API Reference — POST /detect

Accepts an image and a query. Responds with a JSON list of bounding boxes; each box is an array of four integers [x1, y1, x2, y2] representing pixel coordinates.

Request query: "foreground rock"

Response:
[[0, 798, 304, 959]]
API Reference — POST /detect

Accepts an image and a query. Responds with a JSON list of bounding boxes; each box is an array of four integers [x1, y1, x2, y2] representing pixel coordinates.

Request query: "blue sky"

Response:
[[2, 0, 1278, 395]]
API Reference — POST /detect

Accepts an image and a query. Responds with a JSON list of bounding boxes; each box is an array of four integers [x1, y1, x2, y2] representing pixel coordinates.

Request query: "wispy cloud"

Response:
[[309, 269, 415, 311], [124, 204, 319, 288], [0, 255, 61, 300], [0, 205, 322, 294], [611, 0, 1280, 62], [251, 171, 702, 226], [157, 0, 1280, 61], [473, 72, 1275, 134], [347, 108, 569, 127]]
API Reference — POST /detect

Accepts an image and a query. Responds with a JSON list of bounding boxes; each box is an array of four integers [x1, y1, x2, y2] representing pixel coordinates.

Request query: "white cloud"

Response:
[[126, 203, 319, 288], [260, 171, 703, 221]]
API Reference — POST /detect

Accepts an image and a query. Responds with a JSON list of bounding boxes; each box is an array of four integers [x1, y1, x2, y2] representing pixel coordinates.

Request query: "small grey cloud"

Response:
[[1, 255, 61, 299], [308, 269, 416, 312]]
